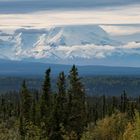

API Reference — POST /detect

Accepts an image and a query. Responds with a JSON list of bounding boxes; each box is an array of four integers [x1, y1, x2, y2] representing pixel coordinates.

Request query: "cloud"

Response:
[[101, 25, 140, 36], [0, 4, 140, 30], [56, 42, 140, 59], [0, 0, 140, 14], [123, 42, 140, 49], [54, 45, 115, 59], [13, 41, 139, 60]]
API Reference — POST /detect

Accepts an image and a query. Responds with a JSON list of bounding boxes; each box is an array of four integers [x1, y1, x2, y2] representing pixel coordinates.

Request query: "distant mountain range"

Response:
[[0, 59, 140, 76], [0, 25, 120, 60], [0, 24, 140, 66]]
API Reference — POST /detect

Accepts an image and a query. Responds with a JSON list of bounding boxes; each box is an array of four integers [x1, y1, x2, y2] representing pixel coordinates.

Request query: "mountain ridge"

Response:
[[0, 25, 121, 61], [0, 59, 140, 76]]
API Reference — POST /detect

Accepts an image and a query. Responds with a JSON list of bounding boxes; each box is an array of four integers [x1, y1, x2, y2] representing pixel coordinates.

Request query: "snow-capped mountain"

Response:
[[44, 25, 119, 46], [0, 25, 121, 61]]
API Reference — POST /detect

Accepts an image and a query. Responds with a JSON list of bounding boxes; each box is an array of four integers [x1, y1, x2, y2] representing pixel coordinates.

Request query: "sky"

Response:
[[0, 0, 140, 28]]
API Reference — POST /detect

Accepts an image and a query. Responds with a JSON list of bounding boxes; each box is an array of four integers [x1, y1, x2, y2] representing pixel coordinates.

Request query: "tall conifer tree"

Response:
[[67, 65, 87, 140], [19, 80, 31, 139], [48, 72, 67, 140], [20, 80, 31, 122], [40, 68, 52, 139]]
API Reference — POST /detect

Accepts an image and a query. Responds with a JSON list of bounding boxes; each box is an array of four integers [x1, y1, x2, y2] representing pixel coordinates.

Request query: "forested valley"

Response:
[[0, 65, 140, 140]]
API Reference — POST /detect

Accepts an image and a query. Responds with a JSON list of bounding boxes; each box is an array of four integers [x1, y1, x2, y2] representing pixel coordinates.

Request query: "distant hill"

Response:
[[0, 60, 140, 76]]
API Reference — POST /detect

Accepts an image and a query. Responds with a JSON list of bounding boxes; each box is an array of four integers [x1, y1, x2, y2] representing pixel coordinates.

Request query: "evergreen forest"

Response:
[[0, 65, 140, 140]]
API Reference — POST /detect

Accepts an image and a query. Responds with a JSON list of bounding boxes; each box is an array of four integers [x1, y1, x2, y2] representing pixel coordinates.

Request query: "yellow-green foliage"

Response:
[[62, 131, 78, 140], [82, 112, 128, 140], [123, 122, 135, 140], [25, 122, 42, 140], [0, 119, 44, 140], [0, 119, 19, 140], [133, 112, 140, 140], [123, 111, 140, 140], [82, 111, 140, 140]]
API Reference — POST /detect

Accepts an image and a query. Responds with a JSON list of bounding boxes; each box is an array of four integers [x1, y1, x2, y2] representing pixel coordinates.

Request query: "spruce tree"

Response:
[[120, 94, 123, 112], [20, 80, 31, 122], [42, 68, 51, 104], [40, 68, 52, 138], [40, 68, 51, 118], [48, 72, 67, 140], [56, 72, 67, 125], [31, 98, 36, 125], [94, 103, 98, 125], [19, 80, 31, 139], [19, 115, 25, 140], [67, 65, 87, 139], [112, 96, 117, 114], [49, 95, 64, 140], [120, 90, 128, 113], [102, 95, 106, 118], [1, 97, 6, 120]]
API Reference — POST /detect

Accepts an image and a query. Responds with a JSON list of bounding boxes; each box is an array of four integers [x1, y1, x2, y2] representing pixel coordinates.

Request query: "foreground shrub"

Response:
[[82, 112, 128, 140]]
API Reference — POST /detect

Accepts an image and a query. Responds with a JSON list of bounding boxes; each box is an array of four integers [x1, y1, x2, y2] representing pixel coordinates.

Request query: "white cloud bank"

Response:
[[10, 41, 140, 61], [101, 25, 140, 36]]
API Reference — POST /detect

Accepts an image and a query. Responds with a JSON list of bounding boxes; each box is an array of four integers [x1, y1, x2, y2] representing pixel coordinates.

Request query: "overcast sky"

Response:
[[0, 0, 140, 31], [0, 0, 140, 13]]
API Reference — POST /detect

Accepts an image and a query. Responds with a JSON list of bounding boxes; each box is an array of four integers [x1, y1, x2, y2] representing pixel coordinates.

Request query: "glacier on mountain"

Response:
[[0, 25, 139, 63]]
